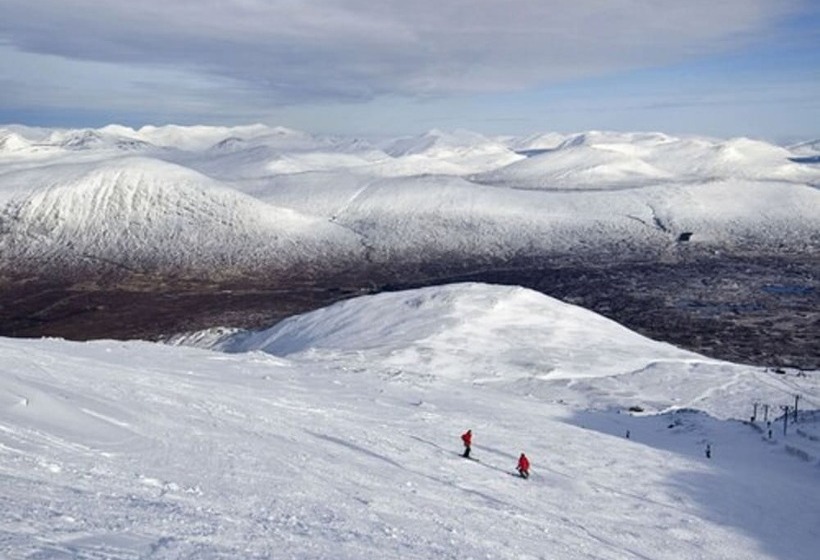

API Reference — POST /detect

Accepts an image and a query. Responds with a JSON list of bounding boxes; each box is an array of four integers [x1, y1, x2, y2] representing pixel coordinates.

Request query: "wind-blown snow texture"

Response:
[[2, 284, 819, 559], [1, 125, 818, 276]]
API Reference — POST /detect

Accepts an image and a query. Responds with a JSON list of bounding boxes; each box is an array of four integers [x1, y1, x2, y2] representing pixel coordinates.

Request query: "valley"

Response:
[[2, 253, 816, 370]]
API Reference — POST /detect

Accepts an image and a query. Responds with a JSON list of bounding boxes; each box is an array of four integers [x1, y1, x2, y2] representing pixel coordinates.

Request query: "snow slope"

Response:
[[3, 283, 818, 559]]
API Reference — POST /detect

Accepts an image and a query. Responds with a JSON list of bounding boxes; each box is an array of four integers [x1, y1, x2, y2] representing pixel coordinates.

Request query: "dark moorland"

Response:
[[1, 253, 817, 370]]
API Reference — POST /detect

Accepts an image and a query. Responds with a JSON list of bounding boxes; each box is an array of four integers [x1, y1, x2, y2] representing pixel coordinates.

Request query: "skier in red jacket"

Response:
[[461, 429, 472, 458], [517, 453, 530, 478]]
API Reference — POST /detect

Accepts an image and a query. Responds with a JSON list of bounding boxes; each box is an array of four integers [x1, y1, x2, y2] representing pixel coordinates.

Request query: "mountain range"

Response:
[[2, 125, 817, 277]]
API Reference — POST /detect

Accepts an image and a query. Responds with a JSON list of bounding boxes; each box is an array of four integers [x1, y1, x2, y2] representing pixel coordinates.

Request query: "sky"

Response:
[[0, 0, 818, 142]]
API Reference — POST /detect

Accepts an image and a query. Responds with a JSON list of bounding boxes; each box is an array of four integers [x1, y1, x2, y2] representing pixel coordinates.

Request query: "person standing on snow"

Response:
[[461, 429, 473, 458], [517, 453, 530, 478]]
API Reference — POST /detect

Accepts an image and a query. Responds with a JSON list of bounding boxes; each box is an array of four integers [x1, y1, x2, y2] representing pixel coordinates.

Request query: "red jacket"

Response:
[[461, 431, 472, 446], [518, 454, 530, 472]]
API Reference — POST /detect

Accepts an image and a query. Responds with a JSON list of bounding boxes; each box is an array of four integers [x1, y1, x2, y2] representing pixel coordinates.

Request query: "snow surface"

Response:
[[3, 283, 819, 559], [1, 125, 818, 275]]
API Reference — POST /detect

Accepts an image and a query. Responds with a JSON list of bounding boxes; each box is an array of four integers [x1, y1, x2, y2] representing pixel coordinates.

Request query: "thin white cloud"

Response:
[[0, 44, 254, 116], [0, 0, 806, 102]]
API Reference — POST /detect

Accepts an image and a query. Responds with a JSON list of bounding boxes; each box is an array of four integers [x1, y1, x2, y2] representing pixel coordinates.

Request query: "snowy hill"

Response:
[[3, 283, 819, 558], [175, 283, 810, 419], [205, 283, 698, 383], [1, 124, 818, 280], [0, 130, 36, 153], [0, 156, 362, 277]]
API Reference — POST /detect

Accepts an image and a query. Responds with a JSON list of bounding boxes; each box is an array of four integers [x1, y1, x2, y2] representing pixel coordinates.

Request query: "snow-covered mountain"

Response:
[[2, 124, 817, 281], [3, 283, 819, 558], [0, 155, 361, 278]]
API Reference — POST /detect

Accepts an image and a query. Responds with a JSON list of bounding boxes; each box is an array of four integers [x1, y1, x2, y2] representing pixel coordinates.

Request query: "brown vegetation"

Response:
[[1, 254, 817, 369]]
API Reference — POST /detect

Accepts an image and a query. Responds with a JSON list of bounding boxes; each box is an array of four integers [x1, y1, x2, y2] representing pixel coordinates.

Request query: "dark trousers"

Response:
[[463, 446, 471, 458], [518, 469, 529, 479]]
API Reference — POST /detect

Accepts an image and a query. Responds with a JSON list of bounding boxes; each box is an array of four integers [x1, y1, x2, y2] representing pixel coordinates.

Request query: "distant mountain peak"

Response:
[[0, 130, 33, 152], [384, 128, 509, 158]]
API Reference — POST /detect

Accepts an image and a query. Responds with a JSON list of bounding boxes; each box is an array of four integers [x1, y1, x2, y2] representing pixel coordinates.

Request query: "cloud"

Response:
[[0, 0, 807, 104]]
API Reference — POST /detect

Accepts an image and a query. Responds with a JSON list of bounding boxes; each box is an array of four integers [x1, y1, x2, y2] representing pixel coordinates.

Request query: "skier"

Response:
[[517, 453, 530, 479], [461, 429, 472, 458]]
